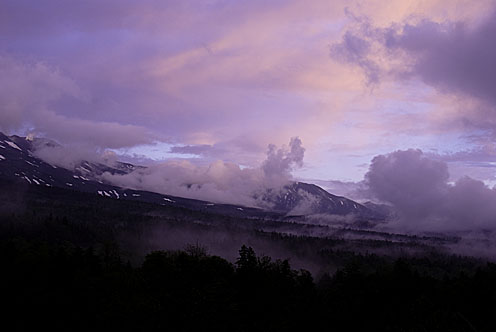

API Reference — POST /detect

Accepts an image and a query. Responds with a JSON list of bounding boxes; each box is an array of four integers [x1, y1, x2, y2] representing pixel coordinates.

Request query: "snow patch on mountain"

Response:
[[4, 141, 22, 151]]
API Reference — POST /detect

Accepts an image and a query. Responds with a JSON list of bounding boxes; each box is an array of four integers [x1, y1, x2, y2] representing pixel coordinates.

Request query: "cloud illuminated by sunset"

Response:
[[1, 0, 496, 185]]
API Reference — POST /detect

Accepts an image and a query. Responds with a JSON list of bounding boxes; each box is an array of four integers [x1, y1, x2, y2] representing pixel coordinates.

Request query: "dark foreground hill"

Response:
[[1, 178, 495, 331], [3, 239, 496, 332], [0, 179, 493, 330]]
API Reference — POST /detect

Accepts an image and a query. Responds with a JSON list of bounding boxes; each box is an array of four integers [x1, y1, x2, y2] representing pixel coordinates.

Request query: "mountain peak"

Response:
[[258, 181, 384, 219]]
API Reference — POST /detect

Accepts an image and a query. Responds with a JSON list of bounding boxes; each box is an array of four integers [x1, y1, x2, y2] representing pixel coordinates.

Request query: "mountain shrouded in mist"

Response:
[[0, 132, 383, 221]]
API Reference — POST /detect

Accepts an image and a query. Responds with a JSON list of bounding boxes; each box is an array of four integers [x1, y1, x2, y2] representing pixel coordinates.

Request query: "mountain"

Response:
[[258, 181, 384, 219], [0, 132, 277, 219], [0, 132, 385, 220], [0, 132, 134, 194]]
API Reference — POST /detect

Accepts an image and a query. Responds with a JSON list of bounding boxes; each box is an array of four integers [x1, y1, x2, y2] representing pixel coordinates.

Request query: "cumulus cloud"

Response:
[[366, 149, 449, 220], [365, 149, 496, 231], [262, 137, 305, 179], [102, 137, 305, 207]]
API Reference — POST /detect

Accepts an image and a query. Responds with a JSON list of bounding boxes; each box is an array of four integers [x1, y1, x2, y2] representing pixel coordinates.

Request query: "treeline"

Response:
[[2, 240, 496, 331], [1, 179, 465, 277]]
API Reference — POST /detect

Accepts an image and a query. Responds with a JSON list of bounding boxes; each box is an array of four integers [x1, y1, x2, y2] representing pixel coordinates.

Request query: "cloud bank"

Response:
[[101, 137, 305, 207], [0, 56, 156, 149]]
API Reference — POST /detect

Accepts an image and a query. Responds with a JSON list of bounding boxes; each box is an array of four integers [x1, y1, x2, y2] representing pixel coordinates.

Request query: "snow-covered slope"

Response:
[[0, 133, 278, 218], [258, 181, 384, 219], [0, 133, 130, 193]]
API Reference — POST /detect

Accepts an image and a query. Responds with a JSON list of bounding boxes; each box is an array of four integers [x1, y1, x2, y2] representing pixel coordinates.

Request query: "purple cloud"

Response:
[[102, 137, 305, 207], [385, 16, 496, 106], [366, 149, 496, 231], [330, 21, 380, 85], [3, 0, 496, 189], [332, 8, 496, 134], [262, 137, 305, 179], [366, 149, 449, 220], [333, 9, 496, 102], [0, 56, 157, 148], [169, 144, 213, 156]]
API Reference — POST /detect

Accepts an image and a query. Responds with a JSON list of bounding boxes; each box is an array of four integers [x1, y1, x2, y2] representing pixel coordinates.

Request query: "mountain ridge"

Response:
[[0, 132, 385, 221]]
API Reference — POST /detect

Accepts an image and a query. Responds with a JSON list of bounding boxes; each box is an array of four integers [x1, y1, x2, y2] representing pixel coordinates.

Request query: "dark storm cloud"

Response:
[[365, 149, 496, 231], [383, 14, 496, 106], [365, 149, 449, 220], [332, 9, 496, 104]]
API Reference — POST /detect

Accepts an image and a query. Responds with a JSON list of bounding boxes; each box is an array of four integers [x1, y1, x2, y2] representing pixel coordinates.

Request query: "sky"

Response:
[[2, 0, 496, 187]]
